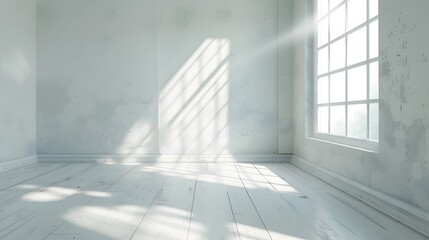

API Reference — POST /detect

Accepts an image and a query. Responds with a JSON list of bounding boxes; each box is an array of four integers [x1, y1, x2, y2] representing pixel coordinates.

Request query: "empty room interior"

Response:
[[1, 0, 429, 239]]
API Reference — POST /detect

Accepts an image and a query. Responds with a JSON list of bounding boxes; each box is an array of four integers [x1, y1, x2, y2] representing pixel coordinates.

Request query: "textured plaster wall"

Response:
[[279, 0, 295, 154], [0, 0, 36, 162], [37, 0, 294, 155], [293, 0, 429, 212], [377, 0, 429, 212], [37, 0, 159, 154]]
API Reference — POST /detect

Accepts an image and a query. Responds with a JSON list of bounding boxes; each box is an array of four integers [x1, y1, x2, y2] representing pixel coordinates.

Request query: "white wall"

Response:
[[36, 0, 294, 156], [293, 0, 429, 213], [0, 0, 36, 163], [37, 0, 159, 154]]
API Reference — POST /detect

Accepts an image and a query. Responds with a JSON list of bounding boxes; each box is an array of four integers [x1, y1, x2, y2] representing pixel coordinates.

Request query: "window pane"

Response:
[[330, 0, 344, 10], [318, 0, 329, 19], [318, 76, 329, 104], [347, 0, 367, 31], [318, 47, 329, 75], [370, 61, 379, 99], [369, 20, 379, 59], [318, 106, 329, 133], [347, 26, 367, 66], [318, 18, 329, 47], [331, 105, 346, 136], [330, 5, 346, 40], [330, 38, 346, 71], [348, 65, 367, 101], [369, 103, 379, 140], [330, 71, 346, 102], [369, 0, 378, 19], [348, 104, 367, 139]]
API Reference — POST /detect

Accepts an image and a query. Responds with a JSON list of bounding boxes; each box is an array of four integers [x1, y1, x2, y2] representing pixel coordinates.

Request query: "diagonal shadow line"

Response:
[[200, 125, 229, 155], [159, 40, 229, 111], [159, 39, 219, 102], [181, 101, 228, 151], [161, 58, 229, 125], [169, 90, 228, 147], [160, 50, 229, 118], [166, 66, 229, 127], [165, 78, 228, 144], [175, 103, 229, 155]]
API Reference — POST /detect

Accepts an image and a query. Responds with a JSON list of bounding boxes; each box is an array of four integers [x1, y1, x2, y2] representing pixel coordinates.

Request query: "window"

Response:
[[315, 0, 379, 149]]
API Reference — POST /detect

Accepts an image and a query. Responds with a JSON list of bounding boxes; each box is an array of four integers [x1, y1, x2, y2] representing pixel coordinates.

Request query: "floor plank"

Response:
[[187, 163, 240, 240], [0, 164, 136, 240], [0, 163, 67, 191], [52, 186, 162, 240], [235, 163, 322, 240], [130, 163, 196, 240], [260, 163, 428, 240], [0, 162, 426, 240]]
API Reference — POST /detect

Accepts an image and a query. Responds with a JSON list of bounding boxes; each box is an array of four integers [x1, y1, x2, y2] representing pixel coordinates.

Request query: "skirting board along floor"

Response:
[[37, 154, 292, 163], [0, 155, 37, 174], [291, 156, 429, 238], [0, 162, 427, 240]]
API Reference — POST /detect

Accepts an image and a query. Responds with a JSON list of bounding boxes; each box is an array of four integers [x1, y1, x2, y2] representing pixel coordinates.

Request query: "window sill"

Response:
[[309, 133, 379, 153]]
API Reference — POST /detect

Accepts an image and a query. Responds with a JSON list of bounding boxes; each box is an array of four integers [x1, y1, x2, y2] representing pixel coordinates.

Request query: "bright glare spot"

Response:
[[348, 104, 367, 139], [347, 26, 367, 66], [273, 184, 301, 195], [318, 106, 329, 133], [347, 0, 367, 31], [330, 5, 346, 39], [84, 191, 112, 198], [330, 71, 346, 103], [347, 65, 367, 101], [330, 105, 346, 136], [22, 187, 77, 202], [318, 76, 329, 104], [330, 37, 346, 71]]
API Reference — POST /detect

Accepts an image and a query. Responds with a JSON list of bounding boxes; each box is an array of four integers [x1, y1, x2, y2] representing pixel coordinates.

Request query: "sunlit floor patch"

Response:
[[0, 163, 426, 240]]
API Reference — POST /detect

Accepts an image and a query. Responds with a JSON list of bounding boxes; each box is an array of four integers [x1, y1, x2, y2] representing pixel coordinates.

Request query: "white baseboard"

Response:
[[291, 156, 429, 238], [0, 155, 38, 173], [37, 154, 292, 163]]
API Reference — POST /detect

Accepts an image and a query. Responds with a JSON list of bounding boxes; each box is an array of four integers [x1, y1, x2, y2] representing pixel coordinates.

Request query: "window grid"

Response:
[[315, 0, 379, 144]]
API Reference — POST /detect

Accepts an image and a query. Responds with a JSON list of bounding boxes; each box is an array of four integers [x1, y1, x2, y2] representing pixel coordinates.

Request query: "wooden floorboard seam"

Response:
[[186, 177, 199, 240], [233, 163, 273, 240], [0, 163, 70, 191], [226, 191, 242, 240]]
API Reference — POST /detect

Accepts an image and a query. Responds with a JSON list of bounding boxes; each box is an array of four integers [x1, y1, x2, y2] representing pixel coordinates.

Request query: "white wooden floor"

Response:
[[0, 162, 427, 240]]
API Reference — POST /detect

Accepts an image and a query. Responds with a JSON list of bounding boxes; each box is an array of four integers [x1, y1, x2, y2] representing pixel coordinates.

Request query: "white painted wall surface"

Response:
[[159, 0, 279, 155], [293, 0, 429, 213], [278, 0, 295, 153], [36, 0, 294, 155], [37, 0, 159, 154], [0, 0, 36, 162]]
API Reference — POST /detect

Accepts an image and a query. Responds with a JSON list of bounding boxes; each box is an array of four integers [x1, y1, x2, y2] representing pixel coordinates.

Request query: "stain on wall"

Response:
[[0, 0, 36, 162], [293, 0, 429, 212], [376, 0, 429, 211]]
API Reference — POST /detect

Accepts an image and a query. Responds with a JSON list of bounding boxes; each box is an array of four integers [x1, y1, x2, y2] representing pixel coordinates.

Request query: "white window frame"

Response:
[[313, 0, 379, 151]]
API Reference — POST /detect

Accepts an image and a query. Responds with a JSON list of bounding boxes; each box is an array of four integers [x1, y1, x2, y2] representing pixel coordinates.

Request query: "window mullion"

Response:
[[314, 0, 379, 145]]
